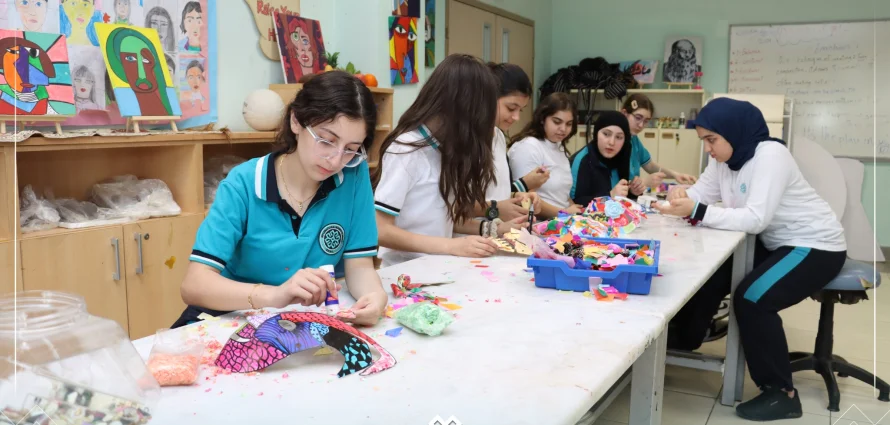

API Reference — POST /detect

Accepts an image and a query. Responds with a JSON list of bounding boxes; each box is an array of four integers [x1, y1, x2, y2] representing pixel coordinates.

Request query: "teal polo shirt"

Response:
[[190, 152, 379, 285]]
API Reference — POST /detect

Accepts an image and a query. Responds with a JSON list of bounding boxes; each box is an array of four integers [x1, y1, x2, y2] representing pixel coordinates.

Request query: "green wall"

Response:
[[550, 0, 889, 246]]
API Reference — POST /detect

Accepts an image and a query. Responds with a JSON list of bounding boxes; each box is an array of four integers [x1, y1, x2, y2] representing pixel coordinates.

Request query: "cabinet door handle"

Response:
[[111, 238, 121, 281], [134, 233, 144, 275]]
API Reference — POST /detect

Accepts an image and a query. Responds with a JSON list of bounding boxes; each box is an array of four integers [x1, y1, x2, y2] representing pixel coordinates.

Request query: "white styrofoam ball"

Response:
[[242, 89, 286, 131]]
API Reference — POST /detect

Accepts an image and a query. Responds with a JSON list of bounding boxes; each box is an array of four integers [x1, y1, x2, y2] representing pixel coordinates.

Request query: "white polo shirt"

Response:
[[488, 128, 513, 200], [508, 136, 573, 208], [374, 127, 452, 267]]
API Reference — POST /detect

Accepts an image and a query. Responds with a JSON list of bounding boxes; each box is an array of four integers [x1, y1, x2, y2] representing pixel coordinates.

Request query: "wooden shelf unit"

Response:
[[0, 131, 277, 340], [269, 84, 394, 166]]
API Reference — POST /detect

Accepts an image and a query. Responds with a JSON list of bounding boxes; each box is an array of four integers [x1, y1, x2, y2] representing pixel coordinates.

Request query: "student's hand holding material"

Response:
[[611, 179, 629, 198], [653, 197, 695, 217], [498, 196, 529, 221], [674, 173, 698, 185], [341, 292, 388, 326], [270, 268, 339, 308], [564, 204, 585, 215], [630, 177, 646, 196], [497, 215, 530, 236], [666, 186, 688, 201], [647, 172, 667, 188], [522, 166, 551, 191], [516, 192, 541, 212], [448, 236, 499, 258]]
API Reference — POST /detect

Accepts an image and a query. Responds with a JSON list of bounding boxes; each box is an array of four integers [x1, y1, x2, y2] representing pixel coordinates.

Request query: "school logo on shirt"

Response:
[[740, 183, 747, 194], [319, 223, 345, 255]]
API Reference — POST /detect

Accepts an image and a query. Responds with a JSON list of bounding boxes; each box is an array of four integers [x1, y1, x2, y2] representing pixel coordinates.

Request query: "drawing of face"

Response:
[[674, 40, 695, 61], [68, 0, 94, 28], [186, 65, 203, 90], [424, 16, 431, 43], [0, 39, 53, 93], [115, 0, 130, 20], [73, 71, 94, 100], [118, 36, 158, 93], [15, 0, 47, 32], [390, 17, 416, 79], [149, 14, 170, 46], [183, 9, 202, 45], [290, 26, 313, 68]]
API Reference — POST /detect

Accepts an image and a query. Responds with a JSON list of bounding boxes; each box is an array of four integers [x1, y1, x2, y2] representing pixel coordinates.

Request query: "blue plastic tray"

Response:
[[527, 237, 660, 295]]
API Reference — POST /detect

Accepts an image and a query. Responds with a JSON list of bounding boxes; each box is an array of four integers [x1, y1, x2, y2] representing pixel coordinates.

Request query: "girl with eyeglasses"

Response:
[[174, 71, 387, 328], [620, 94, 698, 193]]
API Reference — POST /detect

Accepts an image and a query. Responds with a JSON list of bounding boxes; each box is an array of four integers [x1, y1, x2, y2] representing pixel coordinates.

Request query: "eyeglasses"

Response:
[[305, 125, 367, 168], [632, 113, 651, 126]]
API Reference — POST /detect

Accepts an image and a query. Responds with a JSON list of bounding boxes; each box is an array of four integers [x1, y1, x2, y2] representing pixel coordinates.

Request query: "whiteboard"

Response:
[[728, 21, 890, 159]]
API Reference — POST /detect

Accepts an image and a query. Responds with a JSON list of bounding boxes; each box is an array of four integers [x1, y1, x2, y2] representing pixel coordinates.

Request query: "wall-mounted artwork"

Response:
[[243, 0, 299, 61], [178, 56, 208, 113], [61, 0, 215, 130], [662, 36, 702, 84], [60, 0, 104, 46], [389, 16, 418, 85], [273, 12, 327, 84], [95, 23, 181, 117], [0, 29, 75, 116], [69, 44, 106, 111], [424, 0, 434, 67], [102, 0, 145, 26], [3, 0, 61, 33], [618, 60, 658, 85], [392, 0, 419, 17]]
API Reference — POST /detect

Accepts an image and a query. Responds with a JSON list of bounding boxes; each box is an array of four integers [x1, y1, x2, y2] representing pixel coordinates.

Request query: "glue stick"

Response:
[[320, 265, 339, 315]]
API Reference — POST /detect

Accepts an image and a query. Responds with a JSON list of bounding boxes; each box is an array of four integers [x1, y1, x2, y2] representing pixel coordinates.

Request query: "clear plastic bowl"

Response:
[[0, 291, 160, 424]]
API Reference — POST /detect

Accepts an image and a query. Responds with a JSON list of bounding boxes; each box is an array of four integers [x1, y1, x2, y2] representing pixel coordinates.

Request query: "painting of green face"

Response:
[[118, 35, 158, 93]]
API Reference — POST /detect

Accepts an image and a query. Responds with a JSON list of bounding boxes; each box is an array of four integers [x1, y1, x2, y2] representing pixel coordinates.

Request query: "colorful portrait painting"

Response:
[[5, 0, 61, 33], [177, 0, 202, 53], [0, 29, 75, 116], [60, 0, 103, 46], [388, 16, 418, 86], [273, 12, 327, 84], [95, 23, 181, 117], [178, 56, 207, 114], [424, 0, 434, 67]]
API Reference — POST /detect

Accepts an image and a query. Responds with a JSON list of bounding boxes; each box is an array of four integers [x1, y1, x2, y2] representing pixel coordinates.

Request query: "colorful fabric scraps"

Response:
[[390, 274, 449, 305], [394, 302, 454, 336], [535, 238, 657, 272], [533, 196, 646, 239], [215, 312, 396, 378]]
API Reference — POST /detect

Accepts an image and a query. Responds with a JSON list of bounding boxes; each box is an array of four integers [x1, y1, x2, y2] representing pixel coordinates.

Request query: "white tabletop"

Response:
[[133, 255, 665, 425]]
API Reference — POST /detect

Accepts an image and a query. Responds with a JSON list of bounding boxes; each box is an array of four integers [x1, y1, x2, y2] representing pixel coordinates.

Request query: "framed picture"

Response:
[[618, 60, 658, 85], [662, 36, 702, 84]]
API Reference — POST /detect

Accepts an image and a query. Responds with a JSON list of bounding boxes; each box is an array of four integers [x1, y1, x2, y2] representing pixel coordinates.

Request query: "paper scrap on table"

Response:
[[385, 327, 403, 337], [439, 303, 462, 311], [197, 313, 220, 322], [314, 346, 335, 356]]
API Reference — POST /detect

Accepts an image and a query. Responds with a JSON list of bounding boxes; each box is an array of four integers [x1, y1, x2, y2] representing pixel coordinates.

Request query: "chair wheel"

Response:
[[880, 391, 889, 402], [838, 373, 849, 378]]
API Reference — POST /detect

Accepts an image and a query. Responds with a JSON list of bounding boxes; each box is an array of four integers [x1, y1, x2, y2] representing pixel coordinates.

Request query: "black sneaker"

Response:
[[736, 386, 803, 421]]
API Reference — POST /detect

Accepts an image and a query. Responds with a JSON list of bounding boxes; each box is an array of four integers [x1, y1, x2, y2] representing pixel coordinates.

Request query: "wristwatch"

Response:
[[485, 200, 499, 220]]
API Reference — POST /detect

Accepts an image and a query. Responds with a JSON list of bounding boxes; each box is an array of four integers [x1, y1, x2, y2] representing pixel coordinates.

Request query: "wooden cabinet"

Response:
[[1, 241, 21, 294], [123, 215, 200, 340], [447, 0, 536, 134], [655, 129, 702, 178], [638, 129, 660, 178], [21, 226, 130, 331]]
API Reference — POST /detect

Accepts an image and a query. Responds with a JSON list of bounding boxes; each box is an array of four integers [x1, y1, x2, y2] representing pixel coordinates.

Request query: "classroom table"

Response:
[[131, 255, 667, 425]]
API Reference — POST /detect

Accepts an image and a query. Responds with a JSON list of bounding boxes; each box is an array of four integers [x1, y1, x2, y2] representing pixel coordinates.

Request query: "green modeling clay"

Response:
[[394, 302, 454, 336]]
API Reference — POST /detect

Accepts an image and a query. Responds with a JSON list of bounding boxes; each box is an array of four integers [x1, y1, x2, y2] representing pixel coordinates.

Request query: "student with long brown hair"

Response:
[[372, 54, 525, 267], [509, 92, 585, 217]]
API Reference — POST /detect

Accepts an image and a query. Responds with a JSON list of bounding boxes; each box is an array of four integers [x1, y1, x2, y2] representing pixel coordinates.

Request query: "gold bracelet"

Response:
[[248, 284, 261, 310]]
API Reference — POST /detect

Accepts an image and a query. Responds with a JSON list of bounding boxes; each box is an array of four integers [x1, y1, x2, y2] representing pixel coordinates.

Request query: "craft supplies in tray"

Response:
[[532, 196, 646, 239], [528, 237, 661, 295], [0, 291, 159, 422]]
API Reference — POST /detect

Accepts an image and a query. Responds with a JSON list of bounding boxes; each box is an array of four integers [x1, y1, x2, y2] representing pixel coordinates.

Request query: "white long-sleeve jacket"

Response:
[[688, 141, 846, 252]]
